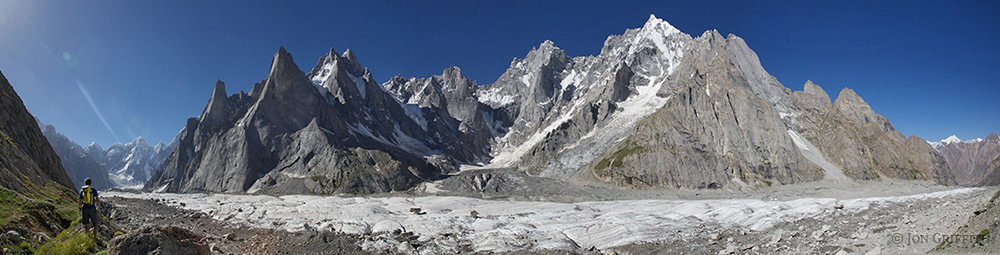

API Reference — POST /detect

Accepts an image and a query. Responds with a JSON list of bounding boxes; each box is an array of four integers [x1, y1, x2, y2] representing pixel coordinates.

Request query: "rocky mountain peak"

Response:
[[213, 79, 226, 94], [132, 136, 149, 146], [268, 47, 301, 84], [792, 80, 833, 113], [341, 49, 364, 73], [86, 142, 103, 151], [522, 40, 570, 72], [803, 80, 830, 103], [987, 132, 999, 141], [199, 79, 229, 126], [441, 66, 463, 80], [832, 88, 878, 124], [834, 88, 865, 105], [276, 46, 291, 61], [943, 135, 962, 144], [641, 14, 681, 36], [263, 47, 313, 97], [538, 40, 557, 50]]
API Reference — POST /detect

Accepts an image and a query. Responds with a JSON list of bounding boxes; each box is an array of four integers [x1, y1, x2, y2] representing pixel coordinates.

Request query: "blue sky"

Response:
[[1, 1, 997, 148]]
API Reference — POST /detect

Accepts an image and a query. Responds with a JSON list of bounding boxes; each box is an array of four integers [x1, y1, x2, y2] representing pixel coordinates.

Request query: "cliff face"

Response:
[[584, 31, 823, 189], [0, 69, 79, 240], [578, 30, 954, 189], [0, 70, 74, 193]]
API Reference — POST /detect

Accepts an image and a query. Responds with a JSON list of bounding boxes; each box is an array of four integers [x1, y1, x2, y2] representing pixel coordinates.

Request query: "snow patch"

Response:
[[391, 124, 437, 156], [401, 104, 428, 131], [520, 73, 532, 86], [476, 87, 516, 106], [787, 130, 848, 181], [546, 75, 674, 178], [347, 71, 367, 99], [152, 184, 169, 193], [310, 61, 335, 88]]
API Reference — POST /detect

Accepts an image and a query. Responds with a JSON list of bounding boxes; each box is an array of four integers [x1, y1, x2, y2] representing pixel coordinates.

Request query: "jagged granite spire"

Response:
[[199, 79, 229, 128]]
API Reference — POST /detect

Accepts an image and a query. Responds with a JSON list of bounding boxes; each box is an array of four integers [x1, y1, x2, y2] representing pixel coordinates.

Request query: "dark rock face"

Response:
[[38, 122, 112, 188], [107, 225, 210, 255], [0, 70, 74, 192]]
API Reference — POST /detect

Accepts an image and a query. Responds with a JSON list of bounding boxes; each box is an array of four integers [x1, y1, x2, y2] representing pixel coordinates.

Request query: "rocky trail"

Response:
[[101, 195, 371, 255]]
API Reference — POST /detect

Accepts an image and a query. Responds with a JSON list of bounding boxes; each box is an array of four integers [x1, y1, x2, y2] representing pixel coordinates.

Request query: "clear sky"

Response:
[[1, 0, 997, 148]]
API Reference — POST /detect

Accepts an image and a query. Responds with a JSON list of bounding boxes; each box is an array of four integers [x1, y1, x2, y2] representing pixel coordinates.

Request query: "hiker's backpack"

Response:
[[81, 186, 94, 205]]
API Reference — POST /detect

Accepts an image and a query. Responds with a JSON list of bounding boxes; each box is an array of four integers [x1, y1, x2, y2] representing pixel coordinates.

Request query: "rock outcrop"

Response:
[[107, 226, 210, 255]]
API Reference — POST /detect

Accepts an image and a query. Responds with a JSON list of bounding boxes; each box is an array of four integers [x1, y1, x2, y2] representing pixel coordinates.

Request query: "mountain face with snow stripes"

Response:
[[145, 15, 955, 194]]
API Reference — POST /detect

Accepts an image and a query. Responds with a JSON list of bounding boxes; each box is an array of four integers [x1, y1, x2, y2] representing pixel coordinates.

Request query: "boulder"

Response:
[[107, 226, 210, 255]]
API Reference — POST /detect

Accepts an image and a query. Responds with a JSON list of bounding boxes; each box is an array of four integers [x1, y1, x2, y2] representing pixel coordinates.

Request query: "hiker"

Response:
[[79, 178, 103, 238]]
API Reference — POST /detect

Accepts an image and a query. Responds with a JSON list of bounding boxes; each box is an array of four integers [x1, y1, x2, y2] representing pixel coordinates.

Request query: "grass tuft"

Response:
[[34, 221, 100, 255], [595, 140, 649, 171]]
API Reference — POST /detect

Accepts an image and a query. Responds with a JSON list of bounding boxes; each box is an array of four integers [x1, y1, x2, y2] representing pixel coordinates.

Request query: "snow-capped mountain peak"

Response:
[[642, 14, 681, 36], [928, 135, 986, 150], [929, 135, 960, 149], [85, 142, 103, 151], [943, 135, 961, 144]]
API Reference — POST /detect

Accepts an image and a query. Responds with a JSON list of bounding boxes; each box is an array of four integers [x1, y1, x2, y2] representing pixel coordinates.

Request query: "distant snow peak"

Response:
[[934, 135, 985, 145], [642, 14, 681, 37], [943, 135, 961, 144], [928, 135, 985, 150]]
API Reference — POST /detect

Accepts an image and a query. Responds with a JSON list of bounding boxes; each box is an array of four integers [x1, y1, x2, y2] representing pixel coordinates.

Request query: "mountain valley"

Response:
[[0, 13, 996, 255]]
